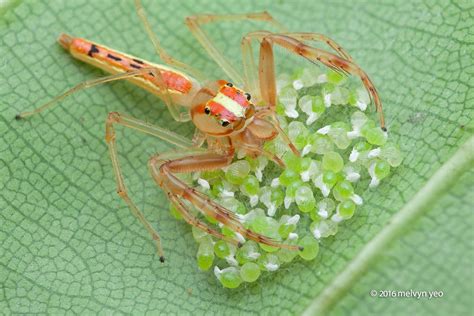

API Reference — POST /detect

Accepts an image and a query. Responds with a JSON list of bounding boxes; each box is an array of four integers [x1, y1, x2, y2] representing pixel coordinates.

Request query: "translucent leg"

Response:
[[134, 0, 205, 81], [148, 152, 301, 251], [105, 111, 196, 261], [168, 193, 241, 247], [251, 32, 386, 130], [16, 67, 168, 120], [242, 31, 354, 101], [283, 32, 354, 61], [185, 11, 287, 86]]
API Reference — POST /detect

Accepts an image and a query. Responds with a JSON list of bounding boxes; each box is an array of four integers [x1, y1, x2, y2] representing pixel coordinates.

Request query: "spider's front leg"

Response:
[[251, 32, 387, 130], [148, 151, 302, 251]]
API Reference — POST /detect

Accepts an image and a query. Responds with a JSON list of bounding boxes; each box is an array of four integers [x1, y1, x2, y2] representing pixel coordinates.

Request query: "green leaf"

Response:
[[1, 0, 472, 315]]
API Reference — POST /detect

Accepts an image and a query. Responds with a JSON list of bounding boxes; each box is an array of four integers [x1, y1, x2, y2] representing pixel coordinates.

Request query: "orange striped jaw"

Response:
[[191, 81, 255, 137]]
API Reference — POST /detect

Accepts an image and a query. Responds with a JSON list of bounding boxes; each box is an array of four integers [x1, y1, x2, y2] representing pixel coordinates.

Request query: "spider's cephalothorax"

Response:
[[191, 80, 255, 136]]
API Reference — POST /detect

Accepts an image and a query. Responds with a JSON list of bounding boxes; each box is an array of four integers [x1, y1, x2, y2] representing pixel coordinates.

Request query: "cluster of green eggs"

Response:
[[171, 68, 402, 288]]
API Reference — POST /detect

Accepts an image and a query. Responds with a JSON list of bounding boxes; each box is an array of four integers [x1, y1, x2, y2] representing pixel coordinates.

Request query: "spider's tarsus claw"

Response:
[[381, 127, 387, 132], [237, 241, 243, 248], [159, 256, 165, 263], [298, 246, 304, 251], [15, 114, 23, 121]]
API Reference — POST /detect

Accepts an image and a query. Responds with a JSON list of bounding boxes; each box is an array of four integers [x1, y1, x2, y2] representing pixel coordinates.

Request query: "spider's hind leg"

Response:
[[148, 151, 301, 251]]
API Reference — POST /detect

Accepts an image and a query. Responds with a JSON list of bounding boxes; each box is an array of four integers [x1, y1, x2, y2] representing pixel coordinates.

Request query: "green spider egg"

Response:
[[283, 153, 312, 174], [236, 241, 261, 264], [197, 239, 214, 271], [257, 253, 280, 271], [220, 197, 247, 215], [312, 95, 326, 113], [286, 180, 304, 198], [312, 198, 336, 220], [225, 160, 251, 185], [327, 69, 345, 84], [338, 200, 356, 219], [214, 240, 231, 259], [365, 127, 387, 146], [201, 169, 225, 184], [270, 189, 285, 208], [298, 66, 323, 87], [279, 168, 300, 186], [333, 180, 354, 201], [279, 86, 298, 109], [328, 125, 351, 149], [251, 216, 280, 252], [309, 134, 334, 154], [381, 143, 403, 167], [295, 185, 316, 213], [217, 267, 242, 288], [282, 153, 301, 171], [288, 121, 309, 142], [240, 262, 261, 282], [221, 225, 236, 238], [354, 141, 372, 152], [331, 87, 350, 105], [298, 95, 315, 113], [275, 102, 286, 116], [351, 111, 369, 130], [322, 170, 339, 188], [310, 218, 339, 239], [240, 175, 260, 196], [322, 82, 335, 97], [322, 151, 344, 173], [277, 245, 300, 263], [278, 215, 298, 239], [361, 120, 376, 134], [298, 236, 320, 260], [374, 160, 391, 179]]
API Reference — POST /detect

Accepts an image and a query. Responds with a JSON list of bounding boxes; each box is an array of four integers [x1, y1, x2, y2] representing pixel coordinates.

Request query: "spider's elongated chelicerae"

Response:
[[16, 0, 386, 262]]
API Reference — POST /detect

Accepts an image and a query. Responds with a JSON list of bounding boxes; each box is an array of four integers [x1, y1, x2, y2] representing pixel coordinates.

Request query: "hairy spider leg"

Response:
[[149, 151, 302, 251], [248, 32, 386, 130]]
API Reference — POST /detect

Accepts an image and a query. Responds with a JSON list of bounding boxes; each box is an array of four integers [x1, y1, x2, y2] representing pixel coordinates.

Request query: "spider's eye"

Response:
[[220, 120, 230, 127], [225, 82, 233, 87], [244, 92, 251, 101], [204, 107, 211, 115]]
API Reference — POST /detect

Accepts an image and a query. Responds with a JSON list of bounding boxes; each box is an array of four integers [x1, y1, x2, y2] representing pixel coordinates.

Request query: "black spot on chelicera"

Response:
[[381, 127, 387, 132], [15, 114, 22, 120], [130, 63, 142, 69], [87, 44, 99, 57], [107, 53, 122, 61], [133, 58, 144, 64], [159, 256, 165, 263]]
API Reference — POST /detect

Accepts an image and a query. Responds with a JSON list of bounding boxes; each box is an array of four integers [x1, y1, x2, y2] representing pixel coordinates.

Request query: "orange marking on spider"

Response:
[[16, 0, 386, 261]]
